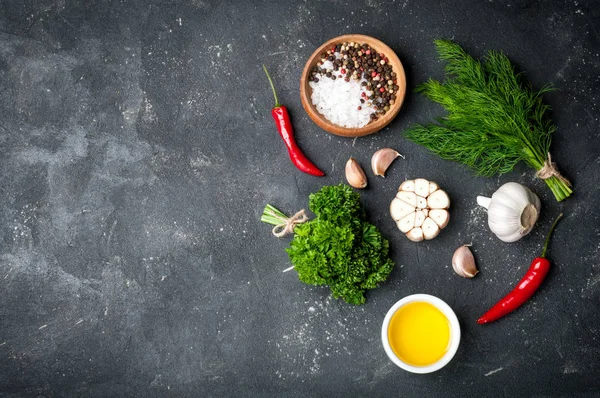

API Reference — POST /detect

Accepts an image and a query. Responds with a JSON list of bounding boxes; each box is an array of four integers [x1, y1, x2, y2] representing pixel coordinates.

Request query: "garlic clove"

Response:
[[422, 217, 440, 240], [429, 209, 450, 229], [452, 245, 479, 278], [345, 157, 367, 189], [390, 198, 416, 221], [399, 180, 415, 192], [371, 148, 403, 177], [427, 189, 450, 209], [396, 191, 418, 207], [414, 210, 426, 227], [416, 195, 428, 209], [429, 181, 439, 194], [414, 178, 430, 197], [406, 227, 424, 242], [397, 212, 416, 233]]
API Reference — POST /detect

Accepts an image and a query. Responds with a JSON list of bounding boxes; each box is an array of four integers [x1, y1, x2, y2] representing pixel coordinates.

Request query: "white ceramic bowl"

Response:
[[381, 294, 461, 374]]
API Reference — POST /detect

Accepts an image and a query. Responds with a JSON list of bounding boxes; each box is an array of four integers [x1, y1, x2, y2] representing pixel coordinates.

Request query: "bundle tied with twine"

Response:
[[261, 204, 308, 238], [535, 152, 572, 187]]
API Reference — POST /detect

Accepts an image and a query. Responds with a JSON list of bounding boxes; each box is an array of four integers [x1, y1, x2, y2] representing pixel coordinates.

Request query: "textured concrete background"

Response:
[[0, 0, 599, 396]]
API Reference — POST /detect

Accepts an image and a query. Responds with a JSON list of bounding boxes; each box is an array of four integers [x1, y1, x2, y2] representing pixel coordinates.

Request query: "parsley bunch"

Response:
[[285, 184, 394, 305]]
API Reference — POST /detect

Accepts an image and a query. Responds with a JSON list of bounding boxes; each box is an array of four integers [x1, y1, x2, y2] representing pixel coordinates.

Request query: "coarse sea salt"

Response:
[[309, 59, 375, 128], [309, 78, 374, 128]]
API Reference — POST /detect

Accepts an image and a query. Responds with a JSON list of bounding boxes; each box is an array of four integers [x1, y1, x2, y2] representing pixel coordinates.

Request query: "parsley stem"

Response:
[[261, 204, 289, 226]]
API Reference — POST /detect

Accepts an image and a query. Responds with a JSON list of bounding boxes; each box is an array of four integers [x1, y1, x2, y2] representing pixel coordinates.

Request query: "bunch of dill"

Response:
[[405, 40, 572, 201]]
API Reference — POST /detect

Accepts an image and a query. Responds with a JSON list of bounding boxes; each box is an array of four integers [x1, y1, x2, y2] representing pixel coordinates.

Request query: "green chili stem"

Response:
[[262, 64, 280, 107], [540, 213, 563, 258]]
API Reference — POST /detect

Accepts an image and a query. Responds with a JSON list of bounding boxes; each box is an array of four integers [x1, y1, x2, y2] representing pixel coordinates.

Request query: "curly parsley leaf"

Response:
[[286, 184, 394, 305]]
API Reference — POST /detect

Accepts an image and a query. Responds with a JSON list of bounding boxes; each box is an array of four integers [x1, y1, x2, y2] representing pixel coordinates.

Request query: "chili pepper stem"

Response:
[[540, 213, 563, 258], [262, 64, 280, 107]]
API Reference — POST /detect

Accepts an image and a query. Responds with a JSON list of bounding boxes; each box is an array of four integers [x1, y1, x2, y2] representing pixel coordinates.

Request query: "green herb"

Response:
[[262, 184, 394, 305], [405, 40, 572, 201]]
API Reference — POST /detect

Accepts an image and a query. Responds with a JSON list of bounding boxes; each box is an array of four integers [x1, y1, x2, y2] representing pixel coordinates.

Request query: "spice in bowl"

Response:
[[309, 41, 400, 128]]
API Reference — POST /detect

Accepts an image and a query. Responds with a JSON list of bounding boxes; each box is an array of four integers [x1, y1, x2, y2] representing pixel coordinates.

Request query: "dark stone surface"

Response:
[[0, 0, 599, 396]]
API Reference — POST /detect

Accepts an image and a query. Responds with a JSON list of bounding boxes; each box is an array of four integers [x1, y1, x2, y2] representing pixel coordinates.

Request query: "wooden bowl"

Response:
[[300, 34, 407, 137]]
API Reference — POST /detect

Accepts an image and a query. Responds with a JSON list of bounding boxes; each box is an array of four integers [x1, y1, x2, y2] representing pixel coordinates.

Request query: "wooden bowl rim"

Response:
[[300, 34, 407, 137]]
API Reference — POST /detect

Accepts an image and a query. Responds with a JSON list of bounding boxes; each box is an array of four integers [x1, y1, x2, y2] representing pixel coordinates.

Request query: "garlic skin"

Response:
[[477, 182, 541, 243], [452, 245, 479, 278], [345, 157, 367, 189], [371, 148, 403, 177]]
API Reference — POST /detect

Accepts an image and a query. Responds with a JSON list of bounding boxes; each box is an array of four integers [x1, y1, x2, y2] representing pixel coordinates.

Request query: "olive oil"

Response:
[[387, 301, 451, 367]]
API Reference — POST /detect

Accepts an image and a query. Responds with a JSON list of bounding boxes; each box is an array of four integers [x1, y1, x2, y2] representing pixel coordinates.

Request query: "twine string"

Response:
[[536, 152, 571, 187], [269, 209, 308, 237]]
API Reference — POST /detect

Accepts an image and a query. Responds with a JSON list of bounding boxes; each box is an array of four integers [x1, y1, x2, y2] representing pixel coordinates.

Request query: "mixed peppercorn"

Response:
[[310, 41, 400, 121]]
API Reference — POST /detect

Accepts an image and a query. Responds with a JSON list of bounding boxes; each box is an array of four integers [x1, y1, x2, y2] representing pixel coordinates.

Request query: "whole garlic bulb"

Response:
[[477, 182, 541, 243]]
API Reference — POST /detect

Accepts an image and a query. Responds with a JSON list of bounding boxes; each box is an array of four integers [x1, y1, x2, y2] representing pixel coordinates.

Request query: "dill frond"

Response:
[[405, 40, 572, 201]]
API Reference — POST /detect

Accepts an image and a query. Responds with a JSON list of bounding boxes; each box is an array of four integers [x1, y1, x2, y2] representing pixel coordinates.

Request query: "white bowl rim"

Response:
[[381, 294, 461, 374]]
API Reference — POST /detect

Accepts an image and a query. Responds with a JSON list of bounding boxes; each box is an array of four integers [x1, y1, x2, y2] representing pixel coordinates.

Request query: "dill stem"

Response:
[[544, 176, 572, 202]]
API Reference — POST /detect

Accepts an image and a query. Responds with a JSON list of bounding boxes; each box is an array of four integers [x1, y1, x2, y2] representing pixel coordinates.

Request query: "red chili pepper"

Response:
[[262, 65, 324, 177], [477, 213, 563, 324]]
